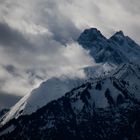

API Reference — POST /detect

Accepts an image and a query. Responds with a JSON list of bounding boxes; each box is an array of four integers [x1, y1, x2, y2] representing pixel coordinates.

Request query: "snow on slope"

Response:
[[1, 64, 114, 125], [69, 63, 140, 114], [1, 63, 140, 139], [84, 62, 116, 77], [113, 63, 140, 99], [1, 75, 84, 125]]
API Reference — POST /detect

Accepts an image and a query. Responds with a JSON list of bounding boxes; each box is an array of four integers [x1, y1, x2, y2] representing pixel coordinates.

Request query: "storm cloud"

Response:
[[0, 22, 32, 51], [0, 0, 140, 109]]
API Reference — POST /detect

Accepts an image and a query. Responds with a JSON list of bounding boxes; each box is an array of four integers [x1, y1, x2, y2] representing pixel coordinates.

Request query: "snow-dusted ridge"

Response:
[[0, 75, 84, 125], [0, 62, 114, 125], [1, 62, 140, 139]]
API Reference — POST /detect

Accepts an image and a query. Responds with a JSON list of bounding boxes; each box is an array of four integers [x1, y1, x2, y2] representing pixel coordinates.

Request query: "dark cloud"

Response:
[[48, 17, 80, 44], [0, 92, 21, 109], [3, 65, 21, 77], [34, 0, 81, 44], [0, 22, 32, 51]]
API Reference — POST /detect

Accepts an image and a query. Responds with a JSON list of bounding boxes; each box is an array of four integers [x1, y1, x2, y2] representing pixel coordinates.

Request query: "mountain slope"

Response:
[[0, 63, 140, 140], [0, 76, 84, 125], [0, 63, 115, 125]]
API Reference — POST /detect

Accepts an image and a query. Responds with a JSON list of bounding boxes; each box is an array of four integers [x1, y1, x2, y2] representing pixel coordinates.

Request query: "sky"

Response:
[[0, 0, 140, 109]]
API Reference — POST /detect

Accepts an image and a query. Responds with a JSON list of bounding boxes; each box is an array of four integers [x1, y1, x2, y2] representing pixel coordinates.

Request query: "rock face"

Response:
[[0, 28, 140, 140], [78, 28, 140, 65]]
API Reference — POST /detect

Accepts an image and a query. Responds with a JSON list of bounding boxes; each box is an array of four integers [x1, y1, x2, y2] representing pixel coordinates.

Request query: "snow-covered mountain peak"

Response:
[[112, 30, 125, 38], [110, 31, 128, 46], [79, 28, 105, 40], [77, 28, 107, 48], [78, 28, 140, 65], [110, 30, 140, 48]]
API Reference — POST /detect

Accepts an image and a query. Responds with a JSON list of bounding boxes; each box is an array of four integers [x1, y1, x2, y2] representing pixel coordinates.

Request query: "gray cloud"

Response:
[[118, 0, 140, 14], [0, 22, 33, 52], [40, 0, 81, 44], [3, 64, 21, 77]]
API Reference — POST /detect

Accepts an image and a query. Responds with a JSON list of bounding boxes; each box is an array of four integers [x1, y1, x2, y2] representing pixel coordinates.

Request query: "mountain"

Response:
[[78, 28, 140, 65], [0, 28, 140, 140], [0, 63, 140, 140]]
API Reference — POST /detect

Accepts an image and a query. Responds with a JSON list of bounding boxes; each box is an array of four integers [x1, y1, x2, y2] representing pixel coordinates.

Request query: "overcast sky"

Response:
[[0, 0, 140, 109]]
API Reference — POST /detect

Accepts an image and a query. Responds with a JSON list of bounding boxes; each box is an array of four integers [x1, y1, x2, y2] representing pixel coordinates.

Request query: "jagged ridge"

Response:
[[78, 28, 140, 65]]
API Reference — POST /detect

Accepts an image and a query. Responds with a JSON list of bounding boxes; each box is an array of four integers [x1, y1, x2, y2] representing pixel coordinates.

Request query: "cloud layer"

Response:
[[0, 0, 140, 108]]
